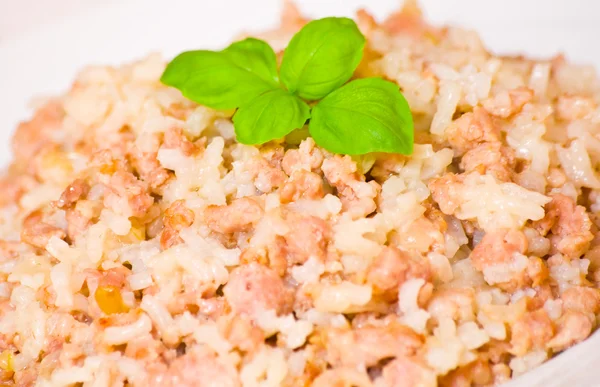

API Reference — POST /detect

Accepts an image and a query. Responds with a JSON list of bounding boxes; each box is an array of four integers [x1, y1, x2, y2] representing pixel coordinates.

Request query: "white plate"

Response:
[[1, 0, 600, 385]]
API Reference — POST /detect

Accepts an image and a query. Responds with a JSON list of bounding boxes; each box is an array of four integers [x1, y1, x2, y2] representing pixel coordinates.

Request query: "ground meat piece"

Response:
[[427, 289, 475, 323], [0, 240, 26, 261], [12, 101, 64, 165], [428, 173, 466, 215], [284, 214, 330, 265], [375, 356, 437, 387], [21, 211, 66, 249], [446, 107, 500, 155], [390, 217, 445, 254], [322, 155, 380, 219], [247, 156, 287, 193], [153, 346, 240, 387], [312, 367, 372, 387], [240, 236, 288, 277], [482, 86, 534, 118], [533, 194, 593, 258], [103, 171, 154, 218], [547, 311, 593, 352], [459, 142, 516, 181], [560, 286, 600, 314], [326, 323, 423, 367], [55, 179, 90, 209], [65, 209, 91, 242], [224, 263, 292, 316], [0, 174, 36, 207], [556, 94, 596, 121], [367, 246, 431, 294], [160, 200, 195, 250], [162, 127, 199, 157], [129, 140, 170, 190], [279, 170, 325, 203], [14, 367, 38, 387], [282, 138, 324, 175], [204, 197, 263, 234], [510, 309, 554, 356], [470, 230, 545, 291], [218, 314, 264, 353], [440, 359, 493, 387], [470, 229, 528, 271], [260, 144, 285, 169], [382, 0, 431, 38]]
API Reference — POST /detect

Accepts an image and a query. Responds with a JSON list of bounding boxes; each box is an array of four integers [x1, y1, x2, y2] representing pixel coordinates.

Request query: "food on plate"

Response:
[[1, 1, 600, 385]]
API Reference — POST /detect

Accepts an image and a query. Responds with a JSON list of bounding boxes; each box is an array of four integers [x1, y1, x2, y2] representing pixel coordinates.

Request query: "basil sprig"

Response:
[[161, 17, 414, 155]]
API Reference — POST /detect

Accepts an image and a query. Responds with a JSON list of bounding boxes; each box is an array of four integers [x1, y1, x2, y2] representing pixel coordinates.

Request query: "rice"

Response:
[[2, 1, 600, 386]]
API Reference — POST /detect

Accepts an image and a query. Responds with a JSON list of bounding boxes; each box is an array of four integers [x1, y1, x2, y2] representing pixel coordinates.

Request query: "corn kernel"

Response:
[[94, 286, 129, 315], [0, 350, 13, 372], [119, 219, 146, 243]]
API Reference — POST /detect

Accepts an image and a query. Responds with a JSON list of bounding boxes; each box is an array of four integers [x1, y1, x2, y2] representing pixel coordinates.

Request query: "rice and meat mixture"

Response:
[[2, 2, 600, 386]]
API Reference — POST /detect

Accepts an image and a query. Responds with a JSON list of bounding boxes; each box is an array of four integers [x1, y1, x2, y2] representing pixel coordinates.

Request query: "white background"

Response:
[[0, 0, 599, 166]]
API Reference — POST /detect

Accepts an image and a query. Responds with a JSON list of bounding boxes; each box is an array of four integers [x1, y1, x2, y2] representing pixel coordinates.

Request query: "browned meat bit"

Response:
[[279, 170, 325, 203], [326, 322, 423, 367], [162, 127, 199, 157], [510, 309, 554, 356], [55, 179, 90, 209], [153, 346, 240, 387], [533, 194, 593, 258], [459, 142, 516, 182], [560, 286, 600, 314], [322, 155, 381, 219], [21, 210, 66, 249], [160, 200, 195, 250], [224, 263, 292, 316], [284, 214, 330, 265], [375, 355, 437, 387], [547, 311, 593, 352], [440, 359, 493, 387], [470, 229, 528, 272], [446, 107, 500, 155], [103, 171, 154, 218], [12, 101, 64, 164], [282, 138, 324, 175], [218, 314, 264, 353], [428, 173, 466, 215], [204, 197, 263, 234], [367, 246, 431, 295], [482, 86, 534, 118], [556, 94, 597, 121]]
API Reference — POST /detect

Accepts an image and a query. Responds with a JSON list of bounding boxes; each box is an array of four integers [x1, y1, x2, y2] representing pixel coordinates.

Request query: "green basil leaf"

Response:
[[280, 17, 365, 100], [233, 89, 310, 144], [161, 50, 277, 110], [222, 38, 279, 84], [309, 78, 414, 155]]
